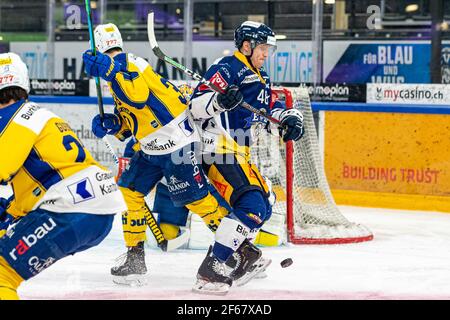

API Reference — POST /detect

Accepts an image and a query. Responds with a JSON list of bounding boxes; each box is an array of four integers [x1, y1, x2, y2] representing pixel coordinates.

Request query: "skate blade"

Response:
[[192, 279, 230, 296], [254, 271, 268, 279], [234, 258, 272, 287], [112, 274, 148, 287]]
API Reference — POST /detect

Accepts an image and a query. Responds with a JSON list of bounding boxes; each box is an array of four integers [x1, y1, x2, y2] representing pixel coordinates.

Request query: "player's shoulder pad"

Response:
[[206, 56, 236, 83], [126, 53, 150, 73], [13, 101, 59, 135]]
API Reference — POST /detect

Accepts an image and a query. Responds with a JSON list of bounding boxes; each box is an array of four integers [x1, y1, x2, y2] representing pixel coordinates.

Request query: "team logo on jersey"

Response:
[[209, 71, 228, 92], [168, 175, 191, 193], [67, 178, 95, 204], [32, 187, 42, 197], [150, 120, 159, 128], [188, 151, 204, 189], [201, 136, 215, 145], [220, 67, 231, 78], [212, 180, 228, 198], [142, 138, 176, 151], [8, 217, 57, 261], [169, 175, 183, 185], [241, 74, 260, 84], [243, 111, 268, 129], [178, 117, 194, 137], [29, 256, 56, 275], [237, 67, 249, 77], [130, 218, 146, 227], [247, 213, 262, 225]]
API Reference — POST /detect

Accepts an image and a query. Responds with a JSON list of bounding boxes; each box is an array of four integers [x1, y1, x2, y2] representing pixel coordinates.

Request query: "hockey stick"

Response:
[[84, 0, 119, 166], [143, 205, 190, 252], [117, 157, 190, 252], [146, 12, 281, 126], [84, 3, 187, 251]]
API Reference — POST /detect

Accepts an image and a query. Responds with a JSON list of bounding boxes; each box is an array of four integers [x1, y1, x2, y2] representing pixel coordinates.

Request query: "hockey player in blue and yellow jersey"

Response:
[[82, 23, 230, 285], [189, 21, 305, 294], [0, 52, 127, 299]]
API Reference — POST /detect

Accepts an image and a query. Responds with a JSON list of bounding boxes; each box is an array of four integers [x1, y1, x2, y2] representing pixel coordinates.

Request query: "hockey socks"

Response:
[[212, 215, 250, 262], [186, 193, 229, 233]]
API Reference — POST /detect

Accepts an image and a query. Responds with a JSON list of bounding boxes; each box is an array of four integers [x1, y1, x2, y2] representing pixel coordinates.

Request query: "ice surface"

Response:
[[15, 206, 450, 300]]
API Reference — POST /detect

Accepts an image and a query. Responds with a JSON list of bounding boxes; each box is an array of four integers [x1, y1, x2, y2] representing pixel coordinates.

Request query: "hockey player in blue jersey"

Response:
[[189, 21, 304, 294]]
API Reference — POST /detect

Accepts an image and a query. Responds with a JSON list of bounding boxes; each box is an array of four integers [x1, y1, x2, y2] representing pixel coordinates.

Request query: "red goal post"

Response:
[[258, 86, 374, 244]]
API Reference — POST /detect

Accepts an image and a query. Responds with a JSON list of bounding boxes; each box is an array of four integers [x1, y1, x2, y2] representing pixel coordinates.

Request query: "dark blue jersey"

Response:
[[190, 50, 283, 148]]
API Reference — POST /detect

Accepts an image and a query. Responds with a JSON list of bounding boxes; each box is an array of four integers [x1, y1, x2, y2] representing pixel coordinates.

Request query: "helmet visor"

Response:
[[257, 43, 277, 58], [265, 35, 277, 56]]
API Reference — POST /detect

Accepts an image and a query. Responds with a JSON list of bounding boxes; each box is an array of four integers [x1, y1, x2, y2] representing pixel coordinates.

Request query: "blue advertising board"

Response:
[[324, 41, 450, 84]]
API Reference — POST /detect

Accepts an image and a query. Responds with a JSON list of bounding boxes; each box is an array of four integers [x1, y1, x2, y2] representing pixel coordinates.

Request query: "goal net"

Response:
[[251, 87, 373, 244]]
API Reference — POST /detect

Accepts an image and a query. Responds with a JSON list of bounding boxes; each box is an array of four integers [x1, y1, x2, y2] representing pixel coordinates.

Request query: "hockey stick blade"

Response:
[[146, 12, 280, 126], [157, 229, 190, 252], [166, 228, 191, 251], [144, 206, 190, 252], [147, 12, 158, 50]]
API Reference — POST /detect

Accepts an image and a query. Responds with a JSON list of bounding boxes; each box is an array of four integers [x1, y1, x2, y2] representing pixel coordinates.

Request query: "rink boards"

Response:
[[3, 96, 450, 213]]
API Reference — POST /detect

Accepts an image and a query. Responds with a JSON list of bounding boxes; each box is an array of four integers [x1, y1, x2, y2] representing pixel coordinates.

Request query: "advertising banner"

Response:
[[29, 79, 90, 96], [10, 40, 312, 83], [366, 83, 450, 105], [296, 83, 366, 102], [324, 111, 450, 198], [323, 41, 450, 84]]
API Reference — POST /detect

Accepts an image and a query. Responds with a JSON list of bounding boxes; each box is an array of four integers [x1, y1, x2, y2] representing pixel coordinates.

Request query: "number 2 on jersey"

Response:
[[63, 135, 86, 163]]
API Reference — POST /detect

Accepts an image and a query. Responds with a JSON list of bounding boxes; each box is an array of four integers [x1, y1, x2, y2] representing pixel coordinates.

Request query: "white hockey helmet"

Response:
[[94, 23, 123, 54], [0, 52, 30, 93]]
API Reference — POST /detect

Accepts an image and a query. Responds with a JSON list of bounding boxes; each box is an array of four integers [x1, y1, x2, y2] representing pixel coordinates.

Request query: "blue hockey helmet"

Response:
[[234, 21, 277, 51]]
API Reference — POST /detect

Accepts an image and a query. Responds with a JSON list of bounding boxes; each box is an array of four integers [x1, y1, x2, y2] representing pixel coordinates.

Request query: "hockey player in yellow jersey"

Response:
[[0, 52, 127, 299], [82, 23, 230, 285]]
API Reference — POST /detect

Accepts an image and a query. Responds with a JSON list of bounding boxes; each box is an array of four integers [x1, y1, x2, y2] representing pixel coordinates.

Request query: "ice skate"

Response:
[[192, 246, 233, 295], [225, 239, 272, 287], [111, 242, 148, 286]]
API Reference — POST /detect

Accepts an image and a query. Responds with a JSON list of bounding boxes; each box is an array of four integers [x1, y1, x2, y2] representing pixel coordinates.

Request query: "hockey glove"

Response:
[[92, 113, 122, 139], [216, 85, 244, 111], [83, 50, 120, 81], [279, 109, 304, 142]]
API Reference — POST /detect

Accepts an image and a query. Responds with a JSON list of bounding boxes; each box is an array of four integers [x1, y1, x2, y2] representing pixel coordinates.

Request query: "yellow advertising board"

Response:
[[324, 111, 450, 212]]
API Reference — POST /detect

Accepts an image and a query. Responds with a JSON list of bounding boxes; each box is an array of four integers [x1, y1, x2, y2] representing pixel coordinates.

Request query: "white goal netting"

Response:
[[251, 87, 373, 244]]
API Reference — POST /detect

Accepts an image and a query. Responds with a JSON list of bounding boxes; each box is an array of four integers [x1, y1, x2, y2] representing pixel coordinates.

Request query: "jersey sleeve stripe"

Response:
[[147, 92, 176, 126], [110, 78, 147, 109], [0, 101, 25, 137], [22, 147, 64, 191]]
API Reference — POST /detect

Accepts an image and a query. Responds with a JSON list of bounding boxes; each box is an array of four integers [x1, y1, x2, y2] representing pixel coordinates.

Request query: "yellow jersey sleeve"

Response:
[[109, 100, 133, 142], [109, 54, 150, 109]]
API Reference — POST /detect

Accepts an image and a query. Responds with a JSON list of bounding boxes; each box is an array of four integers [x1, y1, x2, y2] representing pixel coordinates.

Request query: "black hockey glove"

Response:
[[216, 85, 244, 111], [279, 109, 304, 142]]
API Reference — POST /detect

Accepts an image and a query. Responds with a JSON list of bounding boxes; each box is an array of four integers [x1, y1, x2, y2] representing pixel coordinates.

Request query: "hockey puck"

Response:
[[280, 258, 293, 268]]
